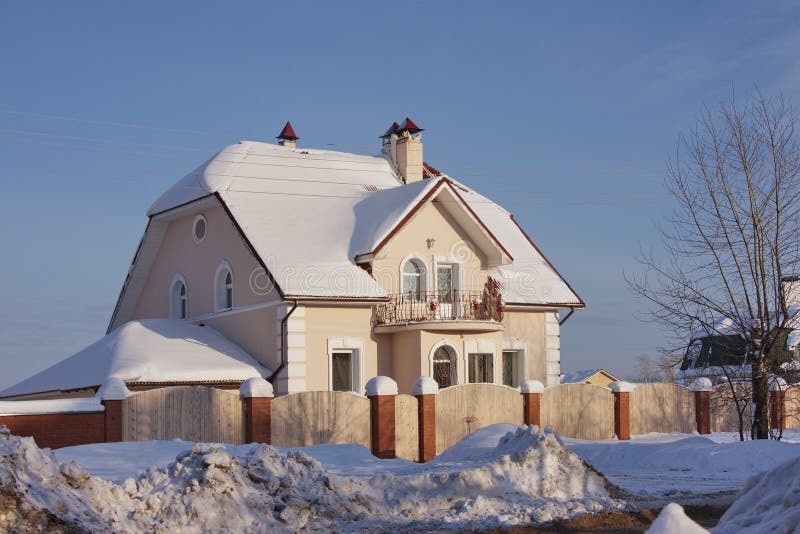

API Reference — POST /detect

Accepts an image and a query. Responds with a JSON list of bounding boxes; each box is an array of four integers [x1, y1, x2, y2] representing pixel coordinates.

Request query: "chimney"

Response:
[[277, 121, 299, 149], [382, 117, 424, 184]]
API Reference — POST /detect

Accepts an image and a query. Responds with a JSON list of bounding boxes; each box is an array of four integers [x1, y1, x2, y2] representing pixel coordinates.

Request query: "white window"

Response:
[[502, 350, 520, 387], [170, 275, 187, 319], [331, 350, 356, 392], [402, 259, 423, 300], [468, 353, 494, 383], [327, 338, 364, 393], [214, 262, 233, 311], [192, 214, 207, 243]]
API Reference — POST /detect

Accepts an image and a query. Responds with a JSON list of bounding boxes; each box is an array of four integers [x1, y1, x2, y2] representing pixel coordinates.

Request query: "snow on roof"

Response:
[[560, 369, 605, 384], [0, 319, 272, 398], [145, 140, 582, 305]]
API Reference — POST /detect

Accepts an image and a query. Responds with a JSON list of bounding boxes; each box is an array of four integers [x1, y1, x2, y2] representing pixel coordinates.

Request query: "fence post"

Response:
[[690, 377, 712, 435], [610, 381, 636, 440], [240, 377, 274, 444], [770, 378, 787, 431], [413, 376, 438, 462], [366, 376, 398, 459], [520, 380, 544, 427], [98, 377, 129, 443]]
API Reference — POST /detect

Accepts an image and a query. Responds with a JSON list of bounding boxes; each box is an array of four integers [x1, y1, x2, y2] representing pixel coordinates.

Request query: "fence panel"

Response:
[[122, 386, 244, 444], [435, 384, 523, 454], [630, 383, 696, 435], [271, 391, 371, 448], [785, 385, 800, 429], [711, 383, 752, 434], [541, 384, 614, 440], [395, 394, 419, 461]]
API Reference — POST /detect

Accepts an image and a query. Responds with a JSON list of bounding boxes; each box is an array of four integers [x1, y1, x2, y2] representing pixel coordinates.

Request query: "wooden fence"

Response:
[[541, 384, 614, 440], [395, 394, 419, 461], [630, 383, 696, 435], [710, 383, 752, 434], [435, 384, 523, 453], [122, 386, 244, 444], [270, 391, 370, 448]]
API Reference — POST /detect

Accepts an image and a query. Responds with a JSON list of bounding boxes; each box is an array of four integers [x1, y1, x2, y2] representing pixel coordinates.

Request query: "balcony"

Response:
[[372, 290, 505, 332]]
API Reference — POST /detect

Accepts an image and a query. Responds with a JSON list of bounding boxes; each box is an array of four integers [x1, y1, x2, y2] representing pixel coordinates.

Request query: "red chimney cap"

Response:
[[277, 121, 299, 141], [379, 121, 400, 138], [397, 117, 423, 135]]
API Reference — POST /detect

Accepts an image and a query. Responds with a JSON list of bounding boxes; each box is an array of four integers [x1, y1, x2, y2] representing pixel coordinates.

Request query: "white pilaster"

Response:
[[275, 304, 307, 395], [545, 311, 561, 387]]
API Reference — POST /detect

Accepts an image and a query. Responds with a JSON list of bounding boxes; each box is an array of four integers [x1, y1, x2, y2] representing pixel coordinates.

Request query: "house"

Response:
[[559, 369, 619, 388], [1, 119, 584, 399]]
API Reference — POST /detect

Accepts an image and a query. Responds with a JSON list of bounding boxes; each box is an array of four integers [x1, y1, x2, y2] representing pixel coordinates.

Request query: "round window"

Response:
[[192, 215, 207, 243]]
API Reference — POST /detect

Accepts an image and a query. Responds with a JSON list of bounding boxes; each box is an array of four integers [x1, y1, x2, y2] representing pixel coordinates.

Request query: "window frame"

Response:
[[327, 337, 364, 393], [468, 352, 494, 384], [399, 254, 428, 301], [192, 214, 207, 244], [169, 274, 188, 320], [214, 261, 234, 312]]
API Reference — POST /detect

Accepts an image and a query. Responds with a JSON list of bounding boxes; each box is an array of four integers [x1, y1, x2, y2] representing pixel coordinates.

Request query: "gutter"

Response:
[[269, 300, 298, 387], [559, 307, 576, 326]]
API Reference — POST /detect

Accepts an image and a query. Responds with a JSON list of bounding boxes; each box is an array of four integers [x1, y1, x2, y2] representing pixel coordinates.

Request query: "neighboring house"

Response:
[[560, 369, 619, 388], [1, 119, 584, 399]]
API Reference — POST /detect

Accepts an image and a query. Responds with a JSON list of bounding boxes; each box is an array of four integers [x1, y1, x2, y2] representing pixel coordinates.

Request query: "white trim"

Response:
[[213, 260, 234, 312], [399, 252, 429, 297], [169, 273, 188, 320], [428, 339, 460, 386], [192, 214, 207, 244], [190, 298, 283, 323], [327, 337, 364, 393]]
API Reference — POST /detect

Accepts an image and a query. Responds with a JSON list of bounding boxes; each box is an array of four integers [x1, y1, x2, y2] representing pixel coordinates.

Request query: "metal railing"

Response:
[[373, 290, 504, 326]]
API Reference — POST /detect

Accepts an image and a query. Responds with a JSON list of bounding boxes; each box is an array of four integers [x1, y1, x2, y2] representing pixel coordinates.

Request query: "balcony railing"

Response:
[[373, 290, 505, 326]]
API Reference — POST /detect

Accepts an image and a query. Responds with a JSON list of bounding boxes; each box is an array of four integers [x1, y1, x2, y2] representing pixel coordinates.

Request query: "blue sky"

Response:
[[1, 1, 799, 390]]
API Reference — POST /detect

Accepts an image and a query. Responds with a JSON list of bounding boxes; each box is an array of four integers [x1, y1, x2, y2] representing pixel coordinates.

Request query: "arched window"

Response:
[[170, 276, 187, 319], [215, 262, 233, 311], [432, 345, 457, 389], [401, 258, 424, 301]]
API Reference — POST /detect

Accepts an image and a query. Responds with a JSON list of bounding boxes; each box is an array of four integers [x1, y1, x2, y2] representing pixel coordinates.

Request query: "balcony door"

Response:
[[436, 264, 458, 319]]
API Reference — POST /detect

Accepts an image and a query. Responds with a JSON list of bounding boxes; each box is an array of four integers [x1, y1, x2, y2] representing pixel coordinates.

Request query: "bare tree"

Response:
[[628, 91, 800, 439]]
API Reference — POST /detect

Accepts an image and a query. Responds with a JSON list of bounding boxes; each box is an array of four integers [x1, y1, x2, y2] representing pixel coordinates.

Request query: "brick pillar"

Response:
[[520, 380, 544, 427], [240, 377, 274, 444], [610, 381, 636, 441], [98, 377, 129, 443], [690, 377, 712, 435], [413, 376, 439, 463], [366, 376, 398, 459]]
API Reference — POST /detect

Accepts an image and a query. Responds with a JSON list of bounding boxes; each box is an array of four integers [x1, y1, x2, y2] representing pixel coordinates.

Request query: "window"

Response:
[[469, 353, 493, 383], [170, 276, 187, 319], [402, 260, 422, 301], [502, 351, 519, 387], [214, 263, 233, 311], [331, 350, 355, 392], [433, 346, 457, 389], [192, 214, 207, 243]]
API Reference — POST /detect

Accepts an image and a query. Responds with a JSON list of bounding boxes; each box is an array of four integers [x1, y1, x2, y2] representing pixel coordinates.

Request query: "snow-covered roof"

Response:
[[144, 140, 582, 305], [0, 320, 272, 398], [559, 368, 618, 384]]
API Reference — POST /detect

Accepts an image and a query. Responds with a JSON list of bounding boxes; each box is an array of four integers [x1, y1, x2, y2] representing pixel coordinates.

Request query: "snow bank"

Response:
[[646, 503, 708, 533], [714, 455, 800, 533], [6, 424, 622, 531]]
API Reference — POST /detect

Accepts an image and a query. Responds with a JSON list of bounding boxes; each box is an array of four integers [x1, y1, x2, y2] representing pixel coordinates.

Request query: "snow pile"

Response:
[[714, 455, 800, 533], [646, 503, 708, 533], [4, 425, 621, 531]]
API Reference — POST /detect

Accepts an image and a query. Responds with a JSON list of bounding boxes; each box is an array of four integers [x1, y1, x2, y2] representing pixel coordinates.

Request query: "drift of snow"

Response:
[[714, 455, 800, 533], [4, 425, 621, 531], [646, 503, 708, 534]]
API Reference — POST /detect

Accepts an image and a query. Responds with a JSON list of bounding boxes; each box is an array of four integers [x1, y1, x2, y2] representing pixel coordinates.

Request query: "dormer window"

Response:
[[214, 262, 233, 311]]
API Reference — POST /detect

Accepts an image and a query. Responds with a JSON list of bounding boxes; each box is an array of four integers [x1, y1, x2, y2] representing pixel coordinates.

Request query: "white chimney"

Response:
[[382, 117, 424, 184]]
